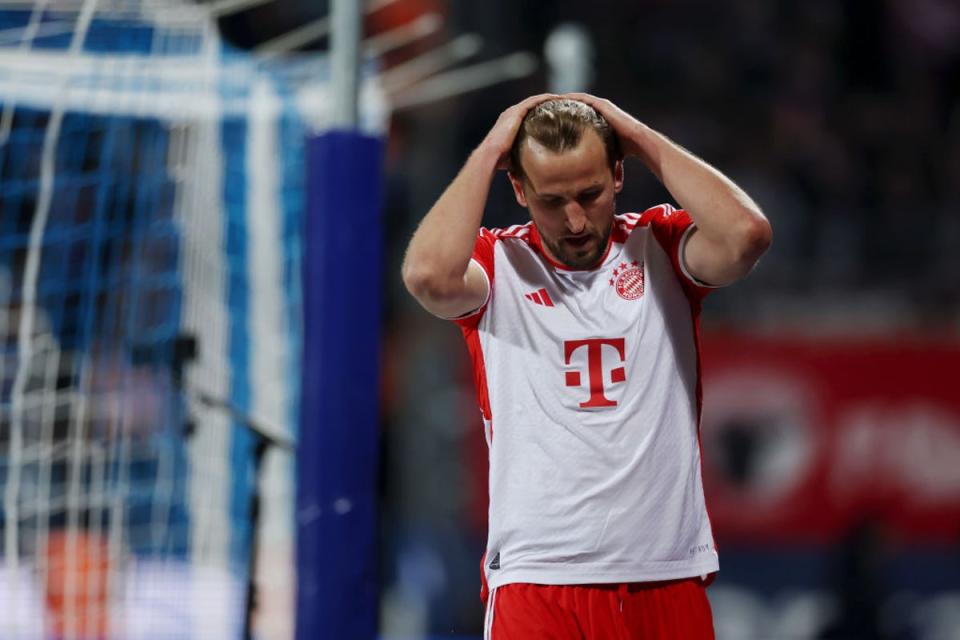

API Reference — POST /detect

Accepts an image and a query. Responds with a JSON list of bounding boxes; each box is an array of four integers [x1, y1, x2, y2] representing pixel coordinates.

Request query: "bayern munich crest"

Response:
[[609, 261, 644, 300]]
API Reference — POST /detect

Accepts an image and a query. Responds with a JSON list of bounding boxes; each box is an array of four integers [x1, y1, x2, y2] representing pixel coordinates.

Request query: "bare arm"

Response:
[[402, 94, 557, 317], [566, 93, 772, 287]]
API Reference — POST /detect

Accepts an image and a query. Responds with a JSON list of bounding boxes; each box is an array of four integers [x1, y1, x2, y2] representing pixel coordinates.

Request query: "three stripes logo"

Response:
[[524, 288, 554, 307]]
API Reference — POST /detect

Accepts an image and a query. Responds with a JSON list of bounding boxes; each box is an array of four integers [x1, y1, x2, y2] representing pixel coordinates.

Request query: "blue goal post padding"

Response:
[[297, 130, 384, 639]]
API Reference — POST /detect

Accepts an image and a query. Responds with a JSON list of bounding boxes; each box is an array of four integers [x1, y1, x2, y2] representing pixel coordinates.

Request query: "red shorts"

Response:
[[482, 578, 715, 639]]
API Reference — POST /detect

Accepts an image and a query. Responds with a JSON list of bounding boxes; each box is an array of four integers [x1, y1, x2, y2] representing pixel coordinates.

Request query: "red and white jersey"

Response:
[[455, 204, 719, 590]]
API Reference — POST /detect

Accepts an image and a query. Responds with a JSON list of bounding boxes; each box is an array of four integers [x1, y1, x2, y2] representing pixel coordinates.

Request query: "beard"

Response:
[[539, 217, 613, 269]]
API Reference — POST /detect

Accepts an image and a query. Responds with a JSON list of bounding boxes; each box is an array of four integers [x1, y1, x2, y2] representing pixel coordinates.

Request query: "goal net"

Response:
[[0, 3, 383, 637]]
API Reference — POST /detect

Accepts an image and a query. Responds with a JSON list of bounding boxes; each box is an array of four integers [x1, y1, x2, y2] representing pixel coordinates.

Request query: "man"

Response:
[[402, 94, 772, 638]]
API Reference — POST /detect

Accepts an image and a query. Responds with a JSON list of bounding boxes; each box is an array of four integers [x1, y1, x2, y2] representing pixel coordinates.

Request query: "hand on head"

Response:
[[486, 94, 644, 170], [482, 94, 560, 170], [562, 93, 645, 158]]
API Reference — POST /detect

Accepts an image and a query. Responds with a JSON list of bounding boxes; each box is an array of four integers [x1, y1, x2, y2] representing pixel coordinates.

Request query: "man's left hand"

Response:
[[564, 92, 647, 159]]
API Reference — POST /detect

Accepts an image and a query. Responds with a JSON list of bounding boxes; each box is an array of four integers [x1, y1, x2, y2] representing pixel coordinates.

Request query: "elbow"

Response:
[[402, 261, 459, 301], [737, 214, 772, 265], [401, 261, 431, 299]]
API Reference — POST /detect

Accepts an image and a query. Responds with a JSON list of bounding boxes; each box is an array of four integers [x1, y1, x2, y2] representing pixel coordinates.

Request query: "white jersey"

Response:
[[454, 204, 719, 591]]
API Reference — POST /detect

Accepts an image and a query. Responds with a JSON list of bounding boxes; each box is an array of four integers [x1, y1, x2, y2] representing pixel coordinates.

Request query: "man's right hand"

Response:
[[481, 94, 559, 170], [402, 94, 558, 320]]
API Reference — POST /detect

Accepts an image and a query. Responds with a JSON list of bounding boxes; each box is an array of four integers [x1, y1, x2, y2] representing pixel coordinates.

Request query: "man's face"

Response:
[[509, 129, 623, 269]]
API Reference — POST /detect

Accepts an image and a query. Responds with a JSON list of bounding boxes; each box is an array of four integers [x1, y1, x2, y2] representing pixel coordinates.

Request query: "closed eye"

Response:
[[577, 189, 601, 204]]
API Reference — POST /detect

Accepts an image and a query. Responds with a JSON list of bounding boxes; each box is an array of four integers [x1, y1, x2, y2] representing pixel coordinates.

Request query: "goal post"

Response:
[[296, 1, 384, 636], [297, 129, 384, 640], [0, 5, 387, 637]]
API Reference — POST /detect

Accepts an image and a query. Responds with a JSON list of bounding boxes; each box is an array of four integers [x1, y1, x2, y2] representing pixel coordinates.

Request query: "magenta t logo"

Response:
[[563, 338, 627, 408]]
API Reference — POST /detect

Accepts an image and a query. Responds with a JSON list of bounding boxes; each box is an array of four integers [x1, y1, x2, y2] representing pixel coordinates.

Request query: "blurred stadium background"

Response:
[[0, 0, 958, 638]]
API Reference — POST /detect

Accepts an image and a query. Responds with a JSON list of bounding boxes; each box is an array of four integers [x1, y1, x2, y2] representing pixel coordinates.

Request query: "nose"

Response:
[[564, 203, 587, 234]]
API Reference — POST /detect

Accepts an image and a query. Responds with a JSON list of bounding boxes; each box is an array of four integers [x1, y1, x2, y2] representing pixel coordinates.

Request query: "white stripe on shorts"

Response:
[[484, 587, 498, 640]]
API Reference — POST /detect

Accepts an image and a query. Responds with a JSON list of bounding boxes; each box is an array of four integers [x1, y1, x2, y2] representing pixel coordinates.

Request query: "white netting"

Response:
[[0, 2, 384, 636]]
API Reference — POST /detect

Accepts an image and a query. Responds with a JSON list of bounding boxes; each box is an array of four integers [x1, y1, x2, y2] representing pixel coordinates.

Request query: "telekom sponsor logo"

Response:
[[563, 338, 626, 408]]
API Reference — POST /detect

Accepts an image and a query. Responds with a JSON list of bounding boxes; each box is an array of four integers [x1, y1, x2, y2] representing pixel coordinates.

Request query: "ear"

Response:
[[613, 160, 624, 194], [507, 171, 529, 208]]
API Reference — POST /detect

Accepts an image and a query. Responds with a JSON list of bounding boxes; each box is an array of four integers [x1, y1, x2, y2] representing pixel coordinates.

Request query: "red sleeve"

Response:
[[452, 228, 496, 328], [640, 204, 716, 302]]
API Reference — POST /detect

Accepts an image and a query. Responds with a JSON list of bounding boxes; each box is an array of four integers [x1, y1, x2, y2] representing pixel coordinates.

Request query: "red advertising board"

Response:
[[700, 334, 960, 544]]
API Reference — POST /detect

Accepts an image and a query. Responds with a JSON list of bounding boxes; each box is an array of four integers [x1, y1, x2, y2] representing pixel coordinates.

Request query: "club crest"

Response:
[[609, 261, 644, 300]]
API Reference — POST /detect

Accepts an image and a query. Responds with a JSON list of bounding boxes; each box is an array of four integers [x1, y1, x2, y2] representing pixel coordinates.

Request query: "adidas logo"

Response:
[[489, 552, 500, 570], [524, 288, 554, 307]]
